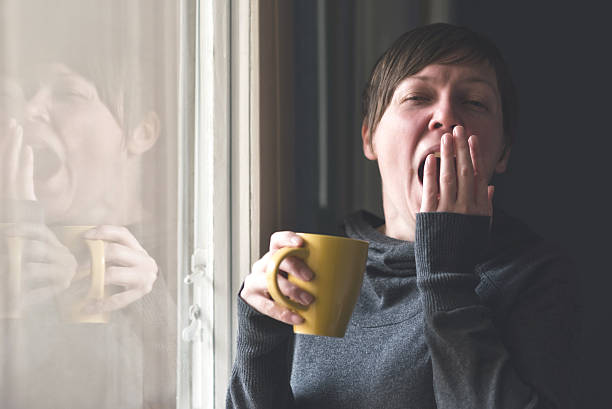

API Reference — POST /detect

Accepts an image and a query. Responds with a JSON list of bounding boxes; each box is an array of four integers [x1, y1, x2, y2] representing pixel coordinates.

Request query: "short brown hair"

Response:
[[362, 23, 518, 146]]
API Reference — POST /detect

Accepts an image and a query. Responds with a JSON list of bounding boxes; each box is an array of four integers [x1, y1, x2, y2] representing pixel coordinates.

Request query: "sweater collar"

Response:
[[343, 207, 538, 279], [343, 210, 417, 277]]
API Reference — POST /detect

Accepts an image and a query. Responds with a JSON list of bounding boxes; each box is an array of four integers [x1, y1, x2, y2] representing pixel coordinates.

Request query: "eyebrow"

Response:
[[409, 75, 498, 93], [52, 73, 97, 89]]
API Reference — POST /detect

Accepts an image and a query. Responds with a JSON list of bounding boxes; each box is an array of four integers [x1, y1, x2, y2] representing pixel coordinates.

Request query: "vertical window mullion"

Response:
[[189, 0, 231, 408], [176, 0, 197, 407]]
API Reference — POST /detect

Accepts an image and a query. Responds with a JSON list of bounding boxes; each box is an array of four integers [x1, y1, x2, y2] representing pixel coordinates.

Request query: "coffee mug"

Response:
[[266, 233, 369, 337], [52, 226, 107, 323], [0, 223, 23, 319]]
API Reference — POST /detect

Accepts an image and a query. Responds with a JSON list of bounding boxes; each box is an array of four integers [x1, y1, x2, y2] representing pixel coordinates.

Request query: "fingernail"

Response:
[[300, 292, 314, 305], [291, 314, 304, 324], [291, 237, 301, 246]]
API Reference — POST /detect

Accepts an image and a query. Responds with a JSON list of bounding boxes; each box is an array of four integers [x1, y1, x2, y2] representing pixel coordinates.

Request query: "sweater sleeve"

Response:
[[226, 294, 295, 409], [415, 212, 577, 409]]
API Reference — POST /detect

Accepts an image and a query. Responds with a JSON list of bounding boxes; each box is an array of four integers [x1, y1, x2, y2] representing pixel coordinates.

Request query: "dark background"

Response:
[[291, 1, 610, 407], [455, 4, 610, 407]]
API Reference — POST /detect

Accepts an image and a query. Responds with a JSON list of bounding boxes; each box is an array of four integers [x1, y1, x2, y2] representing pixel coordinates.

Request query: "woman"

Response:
[[1, 61, 160, 310], [0, 60, 175, 409], [227, 23, 580, 408]]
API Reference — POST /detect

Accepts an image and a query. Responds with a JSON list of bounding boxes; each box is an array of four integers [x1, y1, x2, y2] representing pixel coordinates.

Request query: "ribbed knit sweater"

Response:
[[227, 209, 580, 409]]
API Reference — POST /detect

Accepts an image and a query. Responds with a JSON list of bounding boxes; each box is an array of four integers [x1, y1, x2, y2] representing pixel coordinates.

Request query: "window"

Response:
[[0, 0, 298, 408], [0, 1, 186, 407]]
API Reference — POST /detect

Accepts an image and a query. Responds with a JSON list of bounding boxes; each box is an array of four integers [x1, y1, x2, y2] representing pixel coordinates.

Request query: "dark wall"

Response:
[[453, 3, 610, 408]]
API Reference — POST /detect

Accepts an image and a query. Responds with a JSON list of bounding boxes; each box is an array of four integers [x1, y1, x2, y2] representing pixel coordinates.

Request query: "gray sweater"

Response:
[[227, 210, 580, 408]]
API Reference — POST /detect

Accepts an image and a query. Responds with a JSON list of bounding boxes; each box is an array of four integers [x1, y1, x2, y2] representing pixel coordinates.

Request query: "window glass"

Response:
[[1, 1, 180, 408]]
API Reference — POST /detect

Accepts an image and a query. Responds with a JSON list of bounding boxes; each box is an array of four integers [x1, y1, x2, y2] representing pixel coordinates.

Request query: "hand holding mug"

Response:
[[1, 222, 77, 318], [241, 231, 316, 325], [81, 225, 158, 313], [242, 231, 368, 337]]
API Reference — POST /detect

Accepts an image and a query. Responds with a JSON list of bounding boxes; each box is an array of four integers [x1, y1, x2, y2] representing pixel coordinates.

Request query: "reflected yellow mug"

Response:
[[0, 223, 23, 319], [266, 233, 368, 338], [53, 226, 107, 324]]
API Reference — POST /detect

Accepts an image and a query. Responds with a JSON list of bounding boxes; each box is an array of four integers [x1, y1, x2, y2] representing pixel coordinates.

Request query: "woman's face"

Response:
[[363, 62, 510, 240], [17, 63, 127, 222]]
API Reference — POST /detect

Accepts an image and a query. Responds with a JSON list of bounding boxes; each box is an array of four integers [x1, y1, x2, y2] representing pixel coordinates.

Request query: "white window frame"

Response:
[[177, 1, 254, 408], [178, 1, 293, 408], [180, 0, 232, 407]]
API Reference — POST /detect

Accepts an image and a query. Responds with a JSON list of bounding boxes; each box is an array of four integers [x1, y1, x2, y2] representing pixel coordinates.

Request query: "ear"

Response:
[[126, 111, 160, 155], [362, 121, 377, 160], [494, 145, 512, 173]]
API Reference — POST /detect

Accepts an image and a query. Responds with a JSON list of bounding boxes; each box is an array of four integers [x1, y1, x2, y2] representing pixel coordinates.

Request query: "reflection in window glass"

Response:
[[1, 1, 179, 408]]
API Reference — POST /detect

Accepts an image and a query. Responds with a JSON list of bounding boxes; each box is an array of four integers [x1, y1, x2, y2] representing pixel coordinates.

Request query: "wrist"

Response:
[[415, 212, 490, 274]]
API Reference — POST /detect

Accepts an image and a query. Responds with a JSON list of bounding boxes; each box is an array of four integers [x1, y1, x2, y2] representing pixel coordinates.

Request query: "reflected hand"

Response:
[[420, 126, 494, 217], [240, 231, 315, 325], [1, 223, 77, 307], [0, 119, 36, 201], [83, 225, 158, 312]]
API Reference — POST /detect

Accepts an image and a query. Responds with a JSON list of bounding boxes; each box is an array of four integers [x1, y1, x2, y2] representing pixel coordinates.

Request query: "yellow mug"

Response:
[[266, 233, 369, 337], [52, 225, 107, 324], [0, 223, 23, 319]]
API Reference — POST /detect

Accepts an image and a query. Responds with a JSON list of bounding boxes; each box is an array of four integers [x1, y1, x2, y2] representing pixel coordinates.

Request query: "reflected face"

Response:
[[16, 63, 126, 222], [364, 62, 509, 238]]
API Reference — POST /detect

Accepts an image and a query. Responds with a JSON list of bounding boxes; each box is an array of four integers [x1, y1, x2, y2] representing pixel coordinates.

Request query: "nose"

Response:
[[428, 98, 462, 133], [24, 90, 51, 123]]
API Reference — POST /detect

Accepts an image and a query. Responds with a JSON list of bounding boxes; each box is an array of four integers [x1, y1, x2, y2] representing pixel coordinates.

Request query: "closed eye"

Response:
[[402, 95, 430, 104], [52, 77, 97, 101], [56, 86, 90, 97], [465, 100, 487, 110], [53, 85, 94, 101]]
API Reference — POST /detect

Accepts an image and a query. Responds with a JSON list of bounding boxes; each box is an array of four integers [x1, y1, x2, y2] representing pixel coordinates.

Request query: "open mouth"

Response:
[[32, 145, 62, 182], [417, 152, 441, 185]]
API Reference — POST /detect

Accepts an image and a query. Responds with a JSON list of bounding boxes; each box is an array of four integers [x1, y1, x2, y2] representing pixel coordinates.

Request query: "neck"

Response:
[[380, 206, 416, 242]]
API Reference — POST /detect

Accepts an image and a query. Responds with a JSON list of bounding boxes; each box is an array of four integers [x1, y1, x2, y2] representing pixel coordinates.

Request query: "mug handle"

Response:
[[266, 247, 309, 312], [85, 239, 105, 299]]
